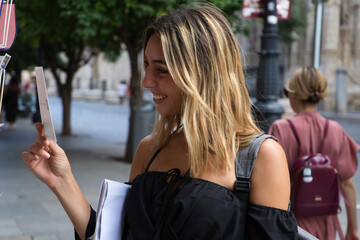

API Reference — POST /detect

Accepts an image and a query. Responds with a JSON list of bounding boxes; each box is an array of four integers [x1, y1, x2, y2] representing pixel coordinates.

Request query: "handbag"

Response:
[[234, 134, 319, 240]]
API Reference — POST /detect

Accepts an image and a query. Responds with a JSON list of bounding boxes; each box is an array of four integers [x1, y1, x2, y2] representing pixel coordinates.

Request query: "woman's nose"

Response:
[[142, 70, 157, 88]]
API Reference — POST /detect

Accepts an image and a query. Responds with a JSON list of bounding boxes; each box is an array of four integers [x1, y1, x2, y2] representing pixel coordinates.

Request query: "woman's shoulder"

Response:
[[268, 118, 291, 134], [249, 138, 290, 210], [129, 134, 158, 182]]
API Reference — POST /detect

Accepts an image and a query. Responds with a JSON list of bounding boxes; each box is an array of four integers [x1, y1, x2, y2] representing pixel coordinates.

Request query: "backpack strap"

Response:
[[287, 119, 329, 154], [234, 134, 278, 199], [287, 119, 304, 155], [320, 119, 329, 153]]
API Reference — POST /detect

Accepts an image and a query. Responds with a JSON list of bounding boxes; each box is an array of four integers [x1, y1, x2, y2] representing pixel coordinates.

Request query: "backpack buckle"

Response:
[[234, 179, 250, 193]]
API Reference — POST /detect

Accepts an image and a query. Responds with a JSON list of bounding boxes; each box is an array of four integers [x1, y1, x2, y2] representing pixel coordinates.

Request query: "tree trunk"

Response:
[[51, 68, 74, 136], [61, 86, 72, 136], [125, 46, 142, 162]]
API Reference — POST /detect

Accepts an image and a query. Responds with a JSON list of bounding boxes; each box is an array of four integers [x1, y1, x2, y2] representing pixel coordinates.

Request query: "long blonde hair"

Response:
[[143, 4, 261, 177]]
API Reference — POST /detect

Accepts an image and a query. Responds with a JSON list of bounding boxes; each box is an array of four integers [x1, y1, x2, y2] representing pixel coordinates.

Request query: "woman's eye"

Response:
[[157, 68, 169, 74], [144, 61, 149, 69]]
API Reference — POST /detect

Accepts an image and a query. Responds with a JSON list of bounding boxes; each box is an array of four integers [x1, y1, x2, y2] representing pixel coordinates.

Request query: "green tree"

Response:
[[278, 0, 307, 43], [5, 36, 38, 82], [14, 0, 102, 135]]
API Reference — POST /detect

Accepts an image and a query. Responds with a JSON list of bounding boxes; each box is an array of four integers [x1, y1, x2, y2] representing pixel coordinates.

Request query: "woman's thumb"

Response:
[[48, 140, 65, 157]]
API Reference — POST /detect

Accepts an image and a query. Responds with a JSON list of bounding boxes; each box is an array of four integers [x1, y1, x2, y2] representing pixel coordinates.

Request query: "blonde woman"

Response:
[[269, 66, 360, 240], [22, 4, 298, 240]]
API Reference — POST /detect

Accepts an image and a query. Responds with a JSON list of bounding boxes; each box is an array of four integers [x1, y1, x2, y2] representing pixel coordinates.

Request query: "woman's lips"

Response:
[[153, 94, 167, 104]]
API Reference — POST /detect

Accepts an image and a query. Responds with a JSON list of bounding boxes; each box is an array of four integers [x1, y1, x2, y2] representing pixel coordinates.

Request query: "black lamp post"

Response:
[[254, 0, 284, 133]]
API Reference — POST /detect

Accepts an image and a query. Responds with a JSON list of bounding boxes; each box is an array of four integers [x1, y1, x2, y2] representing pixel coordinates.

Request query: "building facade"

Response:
[[280, 0, 360, 111]]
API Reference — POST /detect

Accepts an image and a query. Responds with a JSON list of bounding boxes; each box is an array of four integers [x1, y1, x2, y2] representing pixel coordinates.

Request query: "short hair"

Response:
[[143, 4, 260, 176], [285, 66, 328, 104]]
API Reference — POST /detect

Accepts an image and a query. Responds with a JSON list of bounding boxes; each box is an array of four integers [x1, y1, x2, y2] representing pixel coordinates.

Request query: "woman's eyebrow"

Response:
[[152, 59, 167, 66]]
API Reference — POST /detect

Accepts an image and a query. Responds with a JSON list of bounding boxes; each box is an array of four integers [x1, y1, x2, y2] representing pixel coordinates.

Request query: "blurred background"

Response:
[[0, 0, 359, 239]]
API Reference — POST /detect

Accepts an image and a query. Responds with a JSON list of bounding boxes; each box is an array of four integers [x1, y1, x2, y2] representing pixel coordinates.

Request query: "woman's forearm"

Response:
[[340, 178, 358, 235], [52, 173, 91, 240]]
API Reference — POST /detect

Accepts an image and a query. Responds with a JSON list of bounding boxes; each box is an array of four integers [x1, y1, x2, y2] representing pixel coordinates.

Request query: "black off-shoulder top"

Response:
[[76, 134, 299, 239]]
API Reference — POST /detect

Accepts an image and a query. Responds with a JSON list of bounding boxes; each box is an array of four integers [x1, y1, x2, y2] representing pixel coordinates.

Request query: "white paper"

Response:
[[35, 67, 57, 142], [94, 179, 131, 240]]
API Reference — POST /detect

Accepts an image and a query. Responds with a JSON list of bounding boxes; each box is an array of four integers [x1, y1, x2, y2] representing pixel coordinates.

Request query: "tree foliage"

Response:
[[278, 0, 307, 43], [12, 0, 105, 135]]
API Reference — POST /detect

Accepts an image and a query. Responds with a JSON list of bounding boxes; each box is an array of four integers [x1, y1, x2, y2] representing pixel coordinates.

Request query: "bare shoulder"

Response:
[[128, 134, 156, 182], [249, 138, 290, 210]]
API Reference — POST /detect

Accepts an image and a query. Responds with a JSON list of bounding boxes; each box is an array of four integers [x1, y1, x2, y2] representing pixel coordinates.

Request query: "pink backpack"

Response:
[[287, 119, 340, 217]]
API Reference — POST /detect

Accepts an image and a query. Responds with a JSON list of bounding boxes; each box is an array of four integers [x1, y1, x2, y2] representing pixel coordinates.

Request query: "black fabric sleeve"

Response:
[[74, 206, 96, 240], [245, 203, 299, 240]]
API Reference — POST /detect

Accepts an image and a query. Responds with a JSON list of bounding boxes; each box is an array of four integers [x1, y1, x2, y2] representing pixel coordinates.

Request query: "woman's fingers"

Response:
[[22, 151, 39, 162], [35, 135, 50, 148], [47, 140, 65, 156], [28, 143, 50, 159], [35, 122, 44, 137]]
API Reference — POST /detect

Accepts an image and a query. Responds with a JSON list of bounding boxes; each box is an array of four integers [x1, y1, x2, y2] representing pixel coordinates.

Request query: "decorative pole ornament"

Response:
[[0, 0, 17, 51]]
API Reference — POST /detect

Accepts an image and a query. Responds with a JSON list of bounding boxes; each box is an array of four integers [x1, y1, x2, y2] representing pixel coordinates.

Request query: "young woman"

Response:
[[22, 4, 298, 240], [269, 66, 360, 240]]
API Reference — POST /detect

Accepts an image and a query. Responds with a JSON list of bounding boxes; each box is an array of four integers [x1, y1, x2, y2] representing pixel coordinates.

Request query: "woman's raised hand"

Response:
[[22, 123, 71, 190]]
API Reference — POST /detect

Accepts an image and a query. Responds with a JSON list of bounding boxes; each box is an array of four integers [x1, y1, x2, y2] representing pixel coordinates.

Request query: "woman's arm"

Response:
[[22, 123, 90, 240], [249, 138, 291, 210], [340, 177, 360, 240]]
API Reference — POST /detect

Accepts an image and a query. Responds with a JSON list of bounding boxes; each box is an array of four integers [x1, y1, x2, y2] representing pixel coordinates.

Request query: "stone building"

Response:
[[278, 0, 360, 111]]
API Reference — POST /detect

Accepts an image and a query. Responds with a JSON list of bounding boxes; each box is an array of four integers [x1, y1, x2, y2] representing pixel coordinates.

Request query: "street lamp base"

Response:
[[253, 100, 284, 133]]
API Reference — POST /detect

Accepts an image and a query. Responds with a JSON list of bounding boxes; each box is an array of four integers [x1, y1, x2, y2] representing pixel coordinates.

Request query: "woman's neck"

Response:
[[295, 102, 317, 113]]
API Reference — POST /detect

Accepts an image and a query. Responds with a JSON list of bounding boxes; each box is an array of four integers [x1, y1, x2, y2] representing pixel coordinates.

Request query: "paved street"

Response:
[[0, 96, 359, 239], [0, 97, 132, 240]]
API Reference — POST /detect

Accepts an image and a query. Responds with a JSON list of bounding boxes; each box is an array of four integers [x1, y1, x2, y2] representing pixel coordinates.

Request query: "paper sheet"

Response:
[[94, 179, 131, 240], [35, 67, 57, 142]]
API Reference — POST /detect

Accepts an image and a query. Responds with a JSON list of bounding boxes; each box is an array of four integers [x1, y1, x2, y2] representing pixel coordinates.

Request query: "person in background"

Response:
[[22, 3, 299, 239], [3, 75, 21, 128], [117, 80, 128, 105], [269, 66, 360, 240]]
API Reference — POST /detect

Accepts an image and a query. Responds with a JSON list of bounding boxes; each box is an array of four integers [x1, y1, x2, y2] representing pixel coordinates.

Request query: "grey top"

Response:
[[236, 134, 277, 179]]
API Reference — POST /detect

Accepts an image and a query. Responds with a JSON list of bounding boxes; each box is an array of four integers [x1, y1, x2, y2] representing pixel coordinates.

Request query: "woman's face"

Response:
[[142, 33, 183, 117]]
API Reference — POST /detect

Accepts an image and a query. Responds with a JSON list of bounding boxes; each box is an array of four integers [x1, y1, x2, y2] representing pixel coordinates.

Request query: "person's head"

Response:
[[284, 66, 328, 110], [142, 4, 260, 176]]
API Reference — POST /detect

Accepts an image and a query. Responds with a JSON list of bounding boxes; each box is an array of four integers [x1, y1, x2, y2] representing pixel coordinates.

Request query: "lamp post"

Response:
[[313, 0, 324, 68], [254, 0, 284, 133]]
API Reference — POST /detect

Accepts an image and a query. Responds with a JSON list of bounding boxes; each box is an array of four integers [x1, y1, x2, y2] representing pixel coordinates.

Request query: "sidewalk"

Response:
[[0, 97, 132, 240]]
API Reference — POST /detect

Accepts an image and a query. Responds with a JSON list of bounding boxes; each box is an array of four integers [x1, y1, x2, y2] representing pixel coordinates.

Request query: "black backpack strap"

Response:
[[234, 134, 278, 199]]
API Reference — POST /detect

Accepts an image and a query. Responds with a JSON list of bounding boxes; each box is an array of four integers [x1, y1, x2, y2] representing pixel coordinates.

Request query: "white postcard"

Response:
[[35, 67, 57, 142]]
